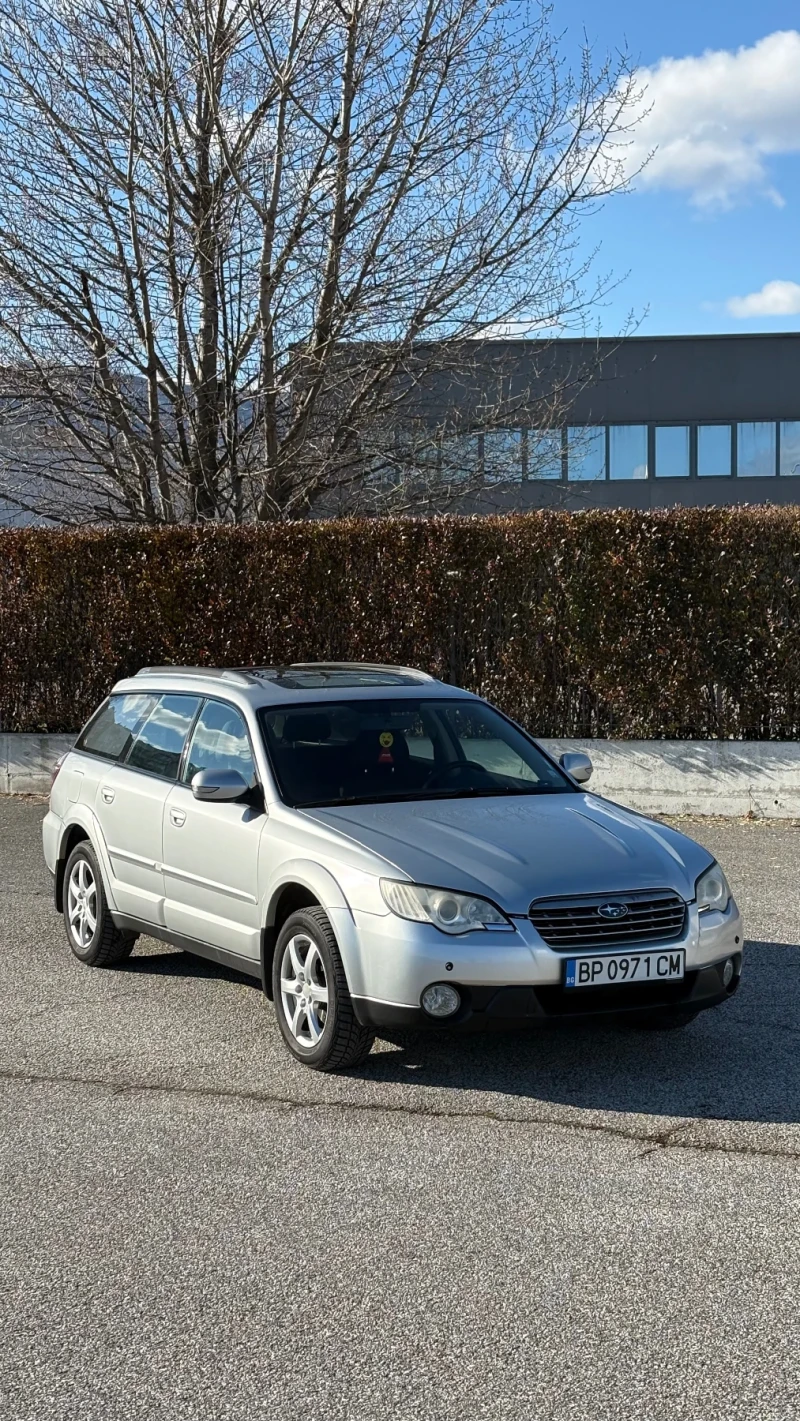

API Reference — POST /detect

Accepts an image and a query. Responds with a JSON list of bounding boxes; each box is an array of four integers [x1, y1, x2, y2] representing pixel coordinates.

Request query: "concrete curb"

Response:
[[1, 735, 76, 794], [3, 733, 800, 817], [542, 739, 800, 819]]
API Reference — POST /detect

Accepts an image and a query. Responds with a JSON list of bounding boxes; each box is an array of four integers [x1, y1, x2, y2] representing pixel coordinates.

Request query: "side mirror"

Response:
[[191, 768, 250, 802], [559, 751, 593, 785]]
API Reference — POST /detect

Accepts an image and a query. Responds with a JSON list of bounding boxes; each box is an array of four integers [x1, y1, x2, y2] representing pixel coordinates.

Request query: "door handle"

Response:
[[101, 787, 115, 804], [170, 808, 186, 827]]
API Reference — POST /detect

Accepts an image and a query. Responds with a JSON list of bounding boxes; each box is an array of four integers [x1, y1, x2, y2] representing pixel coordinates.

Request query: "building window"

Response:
[[439, 435, 481, 484], [528, 429, 563, 479], [609, 425, 648, 480], [483, 429, 523, 483], [738, 422, 776, 477], [780, 422, 800, 476], [567, 427, 605, 481], [391, 427, 441, 482], [654, 426, 690, 478], [697, 424, 732, 477]]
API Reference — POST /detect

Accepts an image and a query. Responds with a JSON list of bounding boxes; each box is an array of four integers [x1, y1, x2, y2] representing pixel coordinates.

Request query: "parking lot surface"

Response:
[[2, 799, 800, 1420]]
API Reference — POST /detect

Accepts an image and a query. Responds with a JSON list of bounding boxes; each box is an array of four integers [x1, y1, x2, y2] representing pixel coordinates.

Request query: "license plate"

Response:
[[564, 949, 685, 989]]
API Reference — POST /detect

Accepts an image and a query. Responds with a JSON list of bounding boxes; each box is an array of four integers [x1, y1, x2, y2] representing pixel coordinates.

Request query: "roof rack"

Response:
[[135, 666, 253, 687], [134, 662, 437, 688], [288, 662, 435, 681]]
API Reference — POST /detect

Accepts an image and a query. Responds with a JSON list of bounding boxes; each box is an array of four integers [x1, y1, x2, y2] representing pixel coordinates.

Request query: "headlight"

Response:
[[695, 862, 731, 913], [380, 879, 514, 934]]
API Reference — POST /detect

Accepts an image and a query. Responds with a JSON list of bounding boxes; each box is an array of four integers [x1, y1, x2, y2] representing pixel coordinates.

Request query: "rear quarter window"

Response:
[[77, 694, 156, 762]]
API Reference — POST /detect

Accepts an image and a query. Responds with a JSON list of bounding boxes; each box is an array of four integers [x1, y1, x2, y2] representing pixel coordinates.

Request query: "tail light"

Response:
[[50, 753, 67, 791]]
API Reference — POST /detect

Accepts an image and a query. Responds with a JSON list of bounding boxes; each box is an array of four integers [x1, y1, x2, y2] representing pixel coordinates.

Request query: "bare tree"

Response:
[[0, 0, 638, 524]]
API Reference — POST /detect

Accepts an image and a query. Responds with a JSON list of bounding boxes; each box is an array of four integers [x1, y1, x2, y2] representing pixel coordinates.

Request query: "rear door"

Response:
[[73, 693, 156, 801], [93, 693, 201, 924], [162, 698, 265, 961]]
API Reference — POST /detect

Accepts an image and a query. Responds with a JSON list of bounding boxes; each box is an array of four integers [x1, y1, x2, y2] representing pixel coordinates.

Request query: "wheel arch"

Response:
[[261, 861, 352, 999], [55, 809, 113, 914]]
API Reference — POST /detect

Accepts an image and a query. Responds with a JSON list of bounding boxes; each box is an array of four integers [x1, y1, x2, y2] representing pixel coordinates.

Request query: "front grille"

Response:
[[529, 890, 686, 949]]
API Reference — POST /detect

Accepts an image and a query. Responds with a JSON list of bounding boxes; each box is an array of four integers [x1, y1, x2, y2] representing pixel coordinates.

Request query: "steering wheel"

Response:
[[423, 760, 489, 790]]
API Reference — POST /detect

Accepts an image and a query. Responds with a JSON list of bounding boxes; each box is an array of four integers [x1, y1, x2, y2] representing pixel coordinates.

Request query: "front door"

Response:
[[162, 699, 265, 961]]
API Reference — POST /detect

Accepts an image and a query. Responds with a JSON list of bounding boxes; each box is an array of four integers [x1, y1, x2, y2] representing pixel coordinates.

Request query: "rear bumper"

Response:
[[353, 954, 742, 1032]]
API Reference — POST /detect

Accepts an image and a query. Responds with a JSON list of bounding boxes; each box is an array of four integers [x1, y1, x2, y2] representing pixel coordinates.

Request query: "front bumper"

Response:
[[346, 896, 744, 1032], [354, 955, 742, 1031]]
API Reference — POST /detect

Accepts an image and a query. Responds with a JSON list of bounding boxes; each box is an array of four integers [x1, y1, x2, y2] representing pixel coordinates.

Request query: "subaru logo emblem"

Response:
[[597, 902, 628, 920]]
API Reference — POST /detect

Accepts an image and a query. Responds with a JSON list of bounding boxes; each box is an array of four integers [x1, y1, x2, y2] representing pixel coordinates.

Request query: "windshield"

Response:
[[258, 698, 575, 808]]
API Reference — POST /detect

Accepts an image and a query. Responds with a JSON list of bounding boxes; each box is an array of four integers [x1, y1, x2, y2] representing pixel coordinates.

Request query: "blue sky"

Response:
[[555, 0, 800, 334]]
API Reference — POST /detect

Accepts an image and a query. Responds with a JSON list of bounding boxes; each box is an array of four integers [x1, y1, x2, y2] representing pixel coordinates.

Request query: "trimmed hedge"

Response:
[[2, 508, 800, 737]]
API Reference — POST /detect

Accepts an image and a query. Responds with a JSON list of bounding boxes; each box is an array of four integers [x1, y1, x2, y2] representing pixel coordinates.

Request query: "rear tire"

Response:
[[272, 907, 375, 1071], [63, 842, 137, 967]]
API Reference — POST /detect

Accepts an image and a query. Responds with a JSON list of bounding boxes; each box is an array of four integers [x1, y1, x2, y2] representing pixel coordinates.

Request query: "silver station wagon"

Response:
[[43, 663, 743, 1071]]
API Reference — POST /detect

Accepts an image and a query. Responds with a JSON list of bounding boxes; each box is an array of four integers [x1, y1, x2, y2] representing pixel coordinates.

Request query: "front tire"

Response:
[[272, 907, 375, 1071], [63, 842, 136, 967]]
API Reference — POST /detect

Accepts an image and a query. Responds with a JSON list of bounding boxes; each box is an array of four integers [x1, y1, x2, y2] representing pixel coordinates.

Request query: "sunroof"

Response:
[[238, 666, 427, 689]]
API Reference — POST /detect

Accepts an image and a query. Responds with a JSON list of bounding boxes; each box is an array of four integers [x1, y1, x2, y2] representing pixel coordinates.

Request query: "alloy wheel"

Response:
[[67, 857, 97, 949], [279, 933, 329, 1047]]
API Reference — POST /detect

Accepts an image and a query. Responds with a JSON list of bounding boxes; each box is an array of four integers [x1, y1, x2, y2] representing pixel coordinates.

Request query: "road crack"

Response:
[[1, 1065, 798, 1165]]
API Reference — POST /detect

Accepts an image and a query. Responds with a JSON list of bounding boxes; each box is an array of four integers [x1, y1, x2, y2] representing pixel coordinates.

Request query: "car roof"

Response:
[[110, 662, 477, 708]]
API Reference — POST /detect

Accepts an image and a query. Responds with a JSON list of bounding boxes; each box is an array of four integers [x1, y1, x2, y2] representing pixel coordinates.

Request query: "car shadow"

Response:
[[361, 940, 800, 1127], [118, 946, 260, 989], [117, 937, 800, 1127]]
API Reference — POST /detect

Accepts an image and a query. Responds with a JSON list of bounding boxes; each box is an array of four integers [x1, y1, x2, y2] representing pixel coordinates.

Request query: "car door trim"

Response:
[[160, 860, 258, 904], [107, 844, 160, 871], [109, 914, 261, 979]]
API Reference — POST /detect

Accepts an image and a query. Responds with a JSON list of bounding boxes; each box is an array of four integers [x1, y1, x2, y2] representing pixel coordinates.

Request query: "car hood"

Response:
[[301, 794, 713, 914]]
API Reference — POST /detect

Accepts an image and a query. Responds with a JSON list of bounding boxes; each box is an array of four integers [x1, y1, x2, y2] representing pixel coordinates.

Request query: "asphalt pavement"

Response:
[[2, 798, 800, 1420]]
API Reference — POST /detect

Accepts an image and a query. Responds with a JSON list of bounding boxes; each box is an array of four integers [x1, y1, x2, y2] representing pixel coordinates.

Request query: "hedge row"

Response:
[[2, 508, 800, 738]]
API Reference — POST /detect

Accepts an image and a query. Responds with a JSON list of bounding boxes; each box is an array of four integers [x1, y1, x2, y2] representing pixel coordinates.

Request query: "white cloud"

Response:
[[726, 280, 800, 318], [627, 30, 800, 208]]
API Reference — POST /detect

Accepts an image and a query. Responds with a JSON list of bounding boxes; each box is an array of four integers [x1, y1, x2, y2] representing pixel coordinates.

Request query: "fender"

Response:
[[261, 858, 355, 997], [56, 804, 120, 914], [264, 858, 354, 925]]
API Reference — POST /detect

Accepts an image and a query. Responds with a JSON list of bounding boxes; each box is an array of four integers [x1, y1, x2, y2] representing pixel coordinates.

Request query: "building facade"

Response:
[[2, 332, 799, 524], [438, 332, 800, 512]]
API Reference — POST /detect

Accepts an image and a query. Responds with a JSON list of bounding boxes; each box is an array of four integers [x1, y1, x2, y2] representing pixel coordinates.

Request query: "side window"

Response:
[[78, 693, 156, 762], [183, 701, 256, 786], [438, 704, 553, 785], [459, 736, 538, 783], [401, 712, 435, 763], [126, 694, 202, 780]]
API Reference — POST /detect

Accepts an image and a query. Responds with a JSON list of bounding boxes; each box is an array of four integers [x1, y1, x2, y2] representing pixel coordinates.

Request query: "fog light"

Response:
[[722, 958, 735, 988], [421, 983, 461, 1018]]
